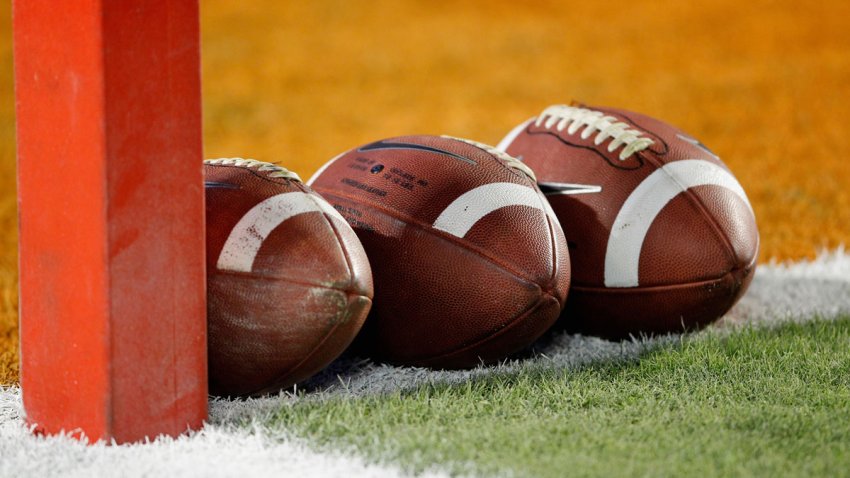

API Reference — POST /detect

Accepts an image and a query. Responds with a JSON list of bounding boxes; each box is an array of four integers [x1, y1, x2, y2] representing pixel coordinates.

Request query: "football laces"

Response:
[[443, 135, 537, 182], [205, 158, 302, 181], [535, 105, 654, 160]]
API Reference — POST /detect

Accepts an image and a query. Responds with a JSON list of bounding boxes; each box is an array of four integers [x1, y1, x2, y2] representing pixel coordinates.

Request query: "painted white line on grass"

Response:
[[0, 386, 444, 478], [1, 248, 848, 476], [727, 247, 850, 325]]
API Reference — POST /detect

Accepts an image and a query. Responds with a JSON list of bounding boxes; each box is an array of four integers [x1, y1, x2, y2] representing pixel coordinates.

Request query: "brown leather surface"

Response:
[[204, 162, 373, 396], [502, 105, 759, 338], [310, 135, 570, 368], [566, 264, 754, 339]]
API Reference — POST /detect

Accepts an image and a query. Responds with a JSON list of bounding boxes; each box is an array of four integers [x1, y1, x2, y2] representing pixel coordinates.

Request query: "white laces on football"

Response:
[[535, 105, 655, 160], [443, 135, 537, 182], [204, 158, 302, 181]]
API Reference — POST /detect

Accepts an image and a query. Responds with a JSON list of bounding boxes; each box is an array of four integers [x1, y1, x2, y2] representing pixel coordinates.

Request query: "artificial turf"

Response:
[[272, 317, 850, 477]]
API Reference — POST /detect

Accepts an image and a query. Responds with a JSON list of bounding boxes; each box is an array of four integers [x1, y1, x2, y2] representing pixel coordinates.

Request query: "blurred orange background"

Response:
[[1, 0, 849, 383]]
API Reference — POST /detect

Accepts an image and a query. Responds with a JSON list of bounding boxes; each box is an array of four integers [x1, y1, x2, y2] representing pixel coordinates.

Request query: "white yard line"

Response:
[[0, 385, 440, 478], [728, 247, 850, 323], [1, 249, 849, 477]]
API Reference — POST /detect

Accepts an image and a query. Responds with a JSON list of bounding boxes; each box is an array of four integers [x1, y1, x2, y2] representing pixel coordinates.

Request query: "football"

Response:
[[497, 104, 759, 338], [204, 158, 373, 397], [308, 135, 570, 368]]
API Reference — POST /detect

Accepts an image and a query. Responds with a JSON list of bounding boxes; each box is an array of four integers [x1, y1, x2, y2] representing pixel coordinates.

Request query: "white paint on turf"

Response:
[[1, 249, 848, 476], [727, 246, 850, 324], [0, 386, 443, 478]]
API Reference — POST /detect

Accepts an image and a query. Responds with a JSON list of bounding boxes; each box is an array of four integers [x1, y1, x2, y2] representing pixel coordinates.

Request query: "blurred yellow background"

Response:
[[1, 0, 849, 383]]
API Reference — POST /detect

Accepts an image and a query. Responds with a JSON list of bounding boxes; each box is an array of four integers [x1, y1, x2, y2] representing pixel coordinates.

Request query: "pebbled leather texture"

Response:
[[310, 135, 571, 368], [500, 104, 759, 339], [204, 162, 373, 396]]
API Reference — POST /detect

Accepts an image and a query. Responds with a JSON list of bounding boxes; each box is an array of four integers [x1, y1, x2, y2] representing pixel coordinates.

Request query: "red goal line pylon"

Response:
[[13, 0, 207, 444]]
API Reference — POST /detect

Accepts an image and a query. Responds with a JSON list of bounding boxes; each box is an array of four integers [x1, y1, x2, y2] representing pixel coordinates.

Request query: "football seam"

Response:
[[524, 125, 644, 171], [313, 187, 554, 287], [208, 188, 364, 294], [205, 162, 299, 186], [642, 154, 741, 269], [603, 108, 670, 157], [301, 190, 363, 296], [571, 262, 755, 293], [413, 290, 559, 367], [206, 165, 369, 398], [542, 204, 567, 304], [210, 268, 363, 294], [607, 111, 744, 270], [243, 293, 373, 397], [510, 112, 752, 288]]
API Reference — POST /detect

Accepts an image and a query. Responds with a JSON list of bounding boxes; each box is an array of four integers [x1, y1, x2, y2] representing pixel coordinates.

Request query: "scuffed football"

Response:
[[308, 135, 570, 368], [498, 104, 758, 338], [204, 158, 373, 397]]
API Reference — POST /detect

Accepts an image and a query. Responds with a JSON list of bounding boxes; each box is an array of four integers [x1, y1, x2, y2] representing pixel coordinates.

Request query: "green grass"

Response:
[[272, 318, 850, 477]]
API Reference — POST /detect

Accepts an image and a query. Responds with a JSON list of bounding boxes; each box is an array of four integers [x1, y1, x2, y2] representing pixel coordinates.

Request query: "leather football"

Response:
[[204, 158, 373, 396], [498, 104, 759, 338], [308, 135, 570, 368]]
